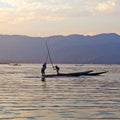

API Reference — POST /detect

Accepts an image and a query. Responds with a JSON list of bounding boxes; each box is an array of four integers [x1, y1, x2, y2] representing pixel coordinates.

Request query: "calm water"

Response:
[[0, 64, 120, 120]]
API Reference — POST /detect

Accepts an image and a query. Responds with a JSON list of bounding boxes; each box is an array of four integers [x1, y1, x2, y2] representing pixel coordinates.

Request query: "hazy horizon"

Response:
[[0, 32, 120, 38]]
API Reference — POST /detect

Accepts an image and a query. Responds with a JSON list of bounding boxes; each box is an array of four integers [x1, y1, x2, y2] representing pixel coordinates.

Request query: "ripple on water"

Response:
[[0, 64, 120, 119]]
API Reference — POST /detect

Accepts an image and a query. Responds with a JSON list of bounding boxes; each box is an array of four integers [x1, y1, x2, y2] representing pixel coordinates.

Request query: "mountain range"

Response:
[[0, 33, 120, 64]]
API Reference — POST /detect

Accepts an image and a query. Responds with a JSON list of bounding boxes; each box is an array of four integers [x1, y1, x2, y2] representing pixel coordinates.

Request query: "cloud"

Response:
[[0, 0, 26, 7], [0, 0, 72, 23], [96, 0, 116, 12], [0, 0, 119, 24], [86, 0, 120, 16]]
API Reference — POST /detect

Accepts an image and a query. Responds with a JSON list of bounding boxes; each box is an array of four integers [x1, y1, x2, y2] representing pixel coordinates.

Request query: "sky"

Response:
[[0, 0, 120, 37]]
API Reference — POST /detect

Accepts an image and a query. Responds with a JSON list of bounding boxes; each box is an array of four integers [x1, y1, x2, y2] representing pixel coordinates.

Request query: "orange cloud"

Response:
[[0, 0, 71, 23], [96, 0, 116, 12]]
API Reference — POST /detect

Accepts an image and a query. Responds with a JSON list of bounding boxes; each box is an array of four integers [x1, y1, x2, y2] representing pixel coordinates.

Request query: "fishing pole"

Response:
[[45, 49, 49, 63], [45, 42, 54, 69]]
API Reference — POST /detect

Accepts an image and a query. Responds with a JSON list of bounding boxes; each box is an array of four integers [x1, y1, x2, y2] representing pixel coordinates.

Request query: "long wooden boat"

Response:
[[41, 43, 108, 80], [44, 70, 93, 78], [43, 70, 108, 78]]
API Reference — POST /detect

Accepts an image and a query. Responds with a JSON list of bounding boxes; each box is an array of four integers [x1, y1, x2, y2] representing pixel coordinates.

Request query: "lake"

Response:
[[0, 64, 120, 120]]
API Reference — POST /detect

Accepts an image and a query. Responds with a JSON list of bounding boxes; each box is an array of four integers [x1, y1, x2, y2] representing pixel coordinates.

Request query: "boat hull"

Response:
[[86, 71, 108, 76], [43, 70, 108, 78], [44, 70, 93, 78]]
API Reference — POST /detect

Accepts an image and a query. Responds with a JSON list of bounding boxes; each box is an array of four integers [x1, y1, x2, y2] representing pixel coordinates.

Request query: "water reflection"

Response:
[[0, 64, 120, 119]]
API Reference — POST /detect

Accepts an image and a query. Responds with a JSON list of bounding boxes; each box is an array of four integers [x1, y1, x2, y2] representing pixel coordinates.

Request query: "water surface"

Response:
[[0, 64, 120, 119]]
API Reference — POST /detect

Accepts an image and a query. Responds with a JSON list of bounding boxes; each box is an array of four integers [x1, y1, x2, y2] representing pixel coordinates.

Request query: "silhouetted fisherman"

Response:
[[41, 62, 46, 75], [54, 65, 60, 74], [41, 62, 47, 82]]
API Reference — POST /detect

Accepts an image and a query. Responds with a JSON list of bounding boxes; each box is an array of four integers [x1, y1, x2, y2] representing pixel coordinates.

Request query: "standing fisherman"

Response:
[[41, 62, 47, 81], [41, 62, 46, 75]]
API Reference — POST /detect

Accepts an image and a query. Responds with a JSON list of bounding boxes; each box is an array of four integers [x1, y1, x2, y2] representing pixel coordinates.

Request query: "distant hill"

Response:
[[0, 33, 120, 64]]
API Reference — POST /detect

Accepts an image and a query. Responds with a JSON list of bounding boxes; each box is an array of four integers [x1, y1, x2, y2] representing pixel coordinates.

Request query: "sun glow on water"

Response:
[[0, 64, 119, 119]]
